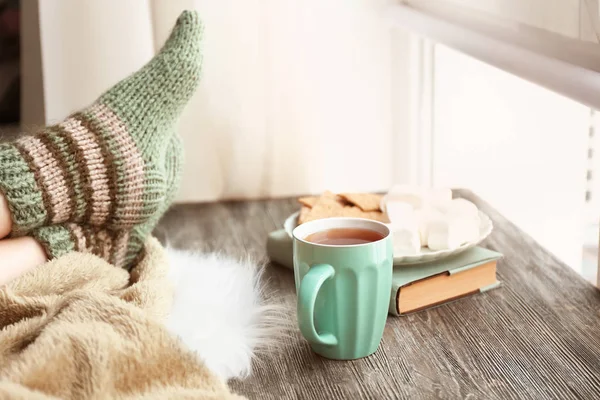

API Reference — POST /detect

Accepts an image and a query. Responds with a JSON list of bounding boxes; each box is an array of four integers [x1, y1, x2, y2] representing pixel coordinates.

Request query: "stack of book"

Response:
[[389, 247, 501, 315]]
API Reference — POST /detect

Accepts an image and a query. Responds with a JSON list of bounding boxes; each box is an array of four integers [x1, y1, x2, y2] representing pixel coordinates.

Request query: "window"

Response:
[[392, 0, 600, 283]]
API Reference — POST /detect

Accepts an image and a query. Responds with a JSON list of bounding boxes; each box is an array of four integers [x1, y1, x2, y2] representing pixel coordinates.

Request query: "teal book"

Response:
[[389, 247, 502, 316], [266, 230, 502, 316]]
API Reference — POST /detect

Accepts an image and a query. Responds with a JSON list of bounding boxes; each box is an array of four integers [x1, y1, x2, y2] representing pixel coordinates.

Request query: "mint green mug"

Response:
[[292, 217, 393, 360]]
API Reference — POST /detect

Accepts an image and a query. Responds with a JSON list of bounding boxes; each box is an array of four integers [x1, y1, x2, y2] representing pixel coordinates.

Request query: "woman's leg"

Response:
[[0, 193, 47, 286], [0, 12, 197, 268], [0, 12, 200, 238], [0, 190, 12, 238], [0, 236, 47, 285]]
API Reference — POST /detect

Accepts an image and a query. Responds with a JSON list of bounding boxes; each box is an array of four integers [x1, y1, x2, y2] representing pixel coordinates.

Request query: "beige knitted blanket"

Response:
[[0, 238, 244, 399]]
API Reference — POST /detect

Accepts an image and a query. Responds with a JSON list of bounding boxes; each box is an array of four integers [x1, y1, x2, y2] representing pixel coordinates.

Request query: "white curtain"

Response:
[[24, 0, 411, 202]]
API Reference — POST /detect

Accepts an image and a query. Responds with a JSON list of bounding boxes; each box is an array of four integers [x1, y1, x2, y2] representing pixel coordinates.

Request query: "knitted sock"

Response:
[[0, 10, 201, 237], [31, 135, 183, 269]]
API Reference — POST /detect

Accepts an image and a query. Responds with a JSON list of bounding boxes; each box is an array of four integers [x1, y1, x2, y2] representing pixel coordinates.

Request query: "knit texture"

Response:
[[31, 136, 183, 268], [0, 11, 201, 267]]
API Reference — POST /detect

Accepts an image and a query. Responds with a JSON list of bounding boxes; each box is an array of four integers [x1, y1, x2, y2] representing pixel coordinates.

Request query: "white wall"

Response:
[[35, 0, 155, 125]]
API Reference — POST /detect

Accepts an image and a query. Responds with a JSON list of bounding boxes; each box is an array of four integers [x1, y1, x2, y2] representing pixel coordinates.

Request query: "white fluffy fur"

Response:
[[165, 248, 283, 380]]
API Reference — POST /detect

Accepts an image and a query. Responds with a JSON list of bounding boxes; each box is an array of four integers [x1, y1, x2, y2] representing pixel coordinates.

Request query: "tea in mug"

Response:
[[305, 228, 384, 246]]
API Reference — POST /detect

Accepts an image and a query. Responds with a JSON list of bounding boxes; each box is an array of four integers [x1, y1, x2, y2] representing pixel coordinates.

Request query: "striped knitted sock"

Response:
[[0, 11, 201, 238], [31, 135, 183, 269]]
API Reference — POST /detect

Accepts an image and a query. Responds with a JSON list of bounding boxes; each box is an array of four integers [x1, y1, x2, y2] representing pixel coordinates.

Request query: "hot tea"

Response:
[[305, 228, 384, 246]]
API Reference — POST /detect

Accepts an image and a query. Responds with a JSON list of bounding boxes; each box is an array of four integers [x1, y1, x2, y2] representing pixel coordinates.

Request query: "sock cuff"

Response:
[[31, 224, 75, 260], [0, 143, 48, 234], [32, 223, 130, 268]]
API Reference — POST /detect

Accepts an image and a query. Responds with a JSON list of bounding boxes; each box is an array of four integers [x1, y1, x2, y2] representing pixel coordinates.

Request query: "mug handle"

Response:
[[298, 264, 338, 346]]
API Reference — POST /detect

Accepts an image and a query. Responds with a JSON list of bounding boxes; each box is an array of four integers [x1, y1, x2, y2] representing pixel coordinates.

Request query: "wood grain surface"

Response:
[[157, 190, 600, 400]]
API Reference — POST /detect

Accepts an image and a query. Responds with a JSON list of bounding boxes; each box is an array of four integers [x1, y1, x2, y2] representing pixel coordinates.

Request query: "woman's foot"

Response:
[[0, 11, 201, 236], [0, 11, 201, 268]]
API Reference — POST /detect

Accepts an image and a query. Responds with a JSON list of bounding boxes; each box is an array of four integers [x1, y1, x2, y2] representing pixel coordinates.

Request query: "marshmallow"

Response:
[[383, 185, 481, 252], [383, 185, 425, 210], [392, 226, 421, 255], [427, 215, 480, 250], [385, 201, 414, 223], [426, 188, 452, 211], [415, 207, 444, 246], [439, 198, 479, 218], [461, 215, 481, 243], [387, 204, 421, 255], [383, 185, 453, 212]]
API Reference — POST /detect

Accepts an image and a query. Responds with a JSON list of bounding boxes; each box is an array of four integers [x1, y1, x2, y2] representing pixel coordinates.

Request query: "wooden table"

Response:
[[158, 190, 600, 400]]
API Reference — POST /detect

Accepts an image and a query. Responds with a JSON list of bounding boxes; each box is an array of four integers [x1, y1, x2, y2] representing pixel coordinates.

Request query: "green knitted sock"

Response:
[[125, 134, 183, 266], [0, 10, 201, 236], [31, 135, 183, 268]]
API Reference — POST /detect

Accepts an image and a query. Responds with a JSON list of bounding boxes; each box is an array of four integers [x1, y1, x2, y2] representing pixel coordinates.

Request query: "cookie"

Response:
[[338, 193, 383, 212], [298, 206, 312, 224], [298, 191, 389, 224], [302, 191, 343, 222], [340, 206, 389, 223], [298, 196, 319, 208]]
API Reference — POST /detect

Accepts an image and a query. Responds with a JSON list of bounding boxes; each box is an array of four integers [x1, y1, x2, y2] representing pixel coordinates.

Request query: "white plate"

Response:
[[283, 211, 493, 265]]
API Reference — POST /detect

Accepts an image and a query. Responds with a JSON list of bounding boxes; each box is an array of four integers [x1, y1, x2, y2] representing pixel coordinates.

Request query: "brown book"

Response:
[[390, 247, 502, 316]]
